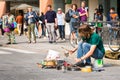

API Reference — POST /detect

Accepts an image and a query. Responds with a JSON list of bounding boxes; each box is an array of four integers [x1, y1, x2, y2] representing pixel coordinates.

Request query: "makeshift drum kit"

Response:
[[37, 47, 101, 72]]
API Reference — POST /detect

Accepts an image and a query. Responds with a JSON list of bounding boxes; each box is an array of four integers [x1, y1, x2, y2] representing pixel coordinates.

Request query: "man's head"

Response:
[[71, 4, 78, 11], [110, 7, 115, 13], [47, 5, 52, 11], [57, 8, 62, 13], [28, 7, 32, 12], [78, 24, 93, 38], [81, 1, 86, 8]]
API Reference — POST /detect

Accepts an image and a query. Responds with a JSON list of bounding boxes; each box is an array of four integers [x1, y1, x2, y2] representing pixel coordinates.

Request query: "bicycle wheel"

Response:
[[109, 30, 120, 52], [69, 32, 81, 48]]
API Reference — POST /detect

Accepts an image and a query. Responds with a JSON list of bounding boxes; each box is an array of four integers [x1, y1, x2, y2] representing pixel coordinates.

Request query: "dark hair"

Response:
[[6, 10, 10, 13], [78, 24, 93, 38], [41, 12, 44, 15], [110, 7, 115, 11], [71, 4, 78, 11], [47, 5, 52, 8]]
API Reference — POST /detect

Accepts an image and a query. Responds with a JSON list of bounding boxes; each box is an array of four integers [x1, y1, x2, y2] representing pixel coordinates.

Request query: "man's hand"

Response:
[[75, 58, 82, 63], [68, 50, 74, 54], [28, 15, 33, 18]]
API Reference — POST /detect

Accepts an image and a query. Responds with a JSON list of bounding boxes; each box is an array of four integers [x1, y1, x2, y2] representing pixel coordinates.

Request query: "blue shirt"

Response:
[[45, 10, 56, 23]]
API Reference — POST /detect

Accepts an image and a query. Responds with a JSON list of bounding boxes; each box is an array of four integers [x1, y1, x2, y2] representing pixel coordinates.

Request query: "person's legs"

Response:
[[31, 23, 36, 42], [17, 24, 20, 35], [58, 25, 62, 39], [77, 42, 84, 63], [82, 43, 91, 63], [50, 23, 56, 42], [41, 24, 45, 36], [11, 31, 16, 43], [91, 48, 104, 59], [28, 24, 31, 42], [19, 24, 22, 35], [61, 25, 65, 39], [46, 23, 52, 42], [34, 24, 38, 37], [78, 42, 104, 63], [0, 25, 4, 35]]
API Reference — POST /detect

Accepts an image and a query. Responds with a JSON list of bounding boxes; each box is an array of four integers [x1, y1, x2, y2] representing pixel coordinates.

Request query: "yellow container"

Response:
[[81, 66, 92, 72]]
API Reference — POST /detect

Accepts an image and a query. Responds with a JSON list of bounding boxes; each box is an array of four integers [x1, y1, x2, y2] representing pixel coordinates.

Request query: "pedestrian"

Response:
[[0, 17, 4, 36], [69, 4, 79, 43], [57, 8, 65, 41], [45, 5, 57, 43], [25, 7, 39, 43], [107, 7, 118, 39], [69, 24, 105, 67], [16, 12, 23, 36], [39, 12, 46, 38], [2, 11, 16, 44], [107, 7, 118, 22], [78, 1, 88, 23], [93, 8, 103, 34]]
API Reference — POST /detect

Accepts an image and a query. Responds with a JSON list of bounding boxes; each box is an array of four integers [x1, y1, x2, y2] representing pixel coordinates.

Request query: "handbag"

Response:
[[3, 27, 10, 32], [72, 22, 80, 28]]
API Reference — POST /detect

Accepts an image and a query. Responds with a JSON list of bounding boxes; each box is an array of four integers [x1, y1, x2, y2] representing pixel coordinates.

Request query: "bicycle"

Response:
[[108, 21, 120, 52]]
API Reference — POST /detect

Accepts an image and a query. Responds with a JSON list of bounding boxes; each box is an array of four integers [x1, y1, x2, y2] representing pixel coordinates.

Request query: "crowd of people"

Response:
[[0, 1, 118, 44]]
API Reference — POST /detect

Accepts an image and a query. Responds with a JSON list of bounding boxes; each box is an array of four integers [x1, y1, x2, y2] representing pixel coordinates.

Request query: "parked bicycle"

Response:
[[69, 21, 120, 52], [108, 21, 120, 52]]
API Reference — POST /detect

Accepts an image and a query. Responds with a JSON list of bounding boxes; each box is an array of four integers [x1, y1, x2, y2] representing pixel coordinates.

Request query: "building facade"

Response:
[[0, 0, 119, 19]]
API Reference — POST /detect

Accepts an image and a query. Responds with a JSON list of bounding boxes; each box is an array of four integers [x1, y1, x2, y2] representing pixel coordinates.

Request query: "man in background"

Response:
[[16, 13, 23, 36], [45, 5, 57, 43]]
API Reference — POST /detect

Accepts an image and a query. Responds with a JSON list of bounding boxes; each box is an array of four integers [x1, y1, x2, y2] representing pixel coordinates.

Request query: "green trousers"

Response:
[[28, 23, 36, 41], [6, 31, 16, 44]]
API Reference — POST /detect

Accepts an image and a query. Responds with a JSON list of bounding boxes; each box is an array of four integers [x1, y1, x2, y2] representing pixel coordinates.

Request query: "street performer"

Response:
[[69, 24, 105, 67]]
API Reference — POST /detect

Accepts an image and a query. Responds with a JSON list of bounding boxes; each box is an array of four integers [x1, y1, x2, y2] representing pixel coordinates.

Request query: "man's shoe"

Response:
[[49, 41, 53, 43], [28, 41, 31, 43], [6, 42, 11, 44], [73, 62, 85, 67], [85, 63, 93, 67], [33, 41, 36, 43]]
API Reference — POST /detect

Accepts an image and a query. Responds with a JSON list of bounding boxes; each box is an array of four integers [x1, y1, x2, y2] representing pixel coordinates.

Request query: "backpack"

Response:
[[65, 10, 71, 23]]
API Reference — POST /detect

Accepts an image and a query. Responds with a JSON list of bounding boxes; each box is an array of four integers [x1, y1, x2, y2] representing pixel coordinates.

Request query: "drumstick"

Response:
[[61, 47, 69, 51]]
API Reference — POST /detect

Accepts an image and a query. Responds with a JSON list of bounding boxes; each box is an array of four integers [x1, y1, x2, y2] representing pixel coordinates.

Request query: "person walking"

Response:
[[57, 8, 65, 41], [25, 7, 39, 43], [2, 11, 16, 44], [39, 12, 46, 38], [45, 5, 57, 43], [16, 12, 23, 36]]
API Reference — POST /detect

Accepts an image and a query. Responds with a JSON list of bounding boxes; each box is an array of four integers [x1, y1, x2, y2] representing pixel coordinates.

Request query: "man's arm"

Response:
[[76, 45, 96, 62], [44, 12, 47, 24]]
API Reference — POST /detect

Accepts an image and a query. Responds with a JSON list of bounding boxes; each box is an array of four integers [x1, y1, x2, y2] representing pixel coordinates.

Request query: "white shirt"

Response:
[[57, 13, 65, 25]]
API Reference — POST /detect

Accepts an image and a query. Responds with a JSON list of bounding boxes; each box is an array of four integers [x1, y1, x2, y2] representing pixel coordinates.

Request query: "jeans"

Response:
[[34, 24, 38, 37], [77, 42, 104, 63], [41, 23, 46, 36], [58, 25, 65, 39]]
